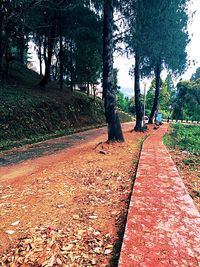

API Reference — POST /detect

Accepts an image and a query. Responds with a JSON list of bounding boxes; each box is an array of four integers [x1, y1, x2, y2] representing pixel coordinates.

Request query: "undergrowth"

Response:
[[164, 123, 200, 155]]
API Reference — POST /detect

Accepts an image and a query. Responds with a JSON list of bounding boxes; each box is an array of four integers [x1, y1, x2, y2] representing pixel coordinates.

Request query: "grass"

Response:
[[164, 123, 200, 155], [164, 123, 200, 173], [0, 62, 133, 152]]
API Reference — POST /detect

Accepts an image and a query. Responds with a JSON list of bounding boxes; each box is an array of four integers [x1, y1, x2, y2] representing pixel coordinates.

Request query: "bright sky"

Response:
[[114, 0, 200, 94]]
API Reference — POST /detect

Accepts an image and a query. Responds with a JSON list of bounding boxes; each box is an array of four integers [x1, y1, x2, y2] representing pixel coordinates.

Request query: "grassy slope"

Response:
[[0, 62, 132, 151]]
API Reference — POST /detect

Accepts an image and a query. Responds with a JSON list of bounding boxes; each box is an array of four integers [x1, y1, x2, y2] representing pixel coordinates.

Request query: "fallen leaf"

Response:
[[61, 244, 74, 251], [91, 259, 97, 265], [104, 249, 112, 255], [56, 258, 62, 265], [72, 215, 80, 220], [89, 215, 98, 220], [93, 247, 102, 254], [5, 230, 15, 235], [11, 220, 20, 226], [48, 226, 58, 232], [56, 204, 65, 208]]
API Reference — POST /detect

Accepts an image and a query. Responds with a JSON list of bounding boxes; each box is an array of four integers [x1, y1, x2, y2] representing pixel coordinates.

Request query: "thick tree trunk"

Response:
[[134, 52, 143, 131], [103, 0, 124, 142], [149, 63, 162, 124]]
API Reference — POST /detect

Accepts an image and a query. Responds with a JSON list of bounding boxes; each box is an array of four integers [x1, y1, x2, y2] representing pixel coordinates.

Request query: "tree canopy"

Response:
[[173, 79, 200, 121]]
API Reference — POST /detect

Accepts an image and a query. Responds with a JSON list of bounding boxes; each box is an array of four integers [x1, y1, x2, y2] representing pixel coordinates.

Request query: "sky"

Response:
[[114, 0, 200, 96]]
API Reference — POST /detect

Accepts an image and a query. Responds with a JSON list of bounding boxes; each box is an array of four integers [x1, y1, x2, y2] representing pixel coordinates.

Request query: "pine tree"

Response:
[[103, 0, 124, 141]]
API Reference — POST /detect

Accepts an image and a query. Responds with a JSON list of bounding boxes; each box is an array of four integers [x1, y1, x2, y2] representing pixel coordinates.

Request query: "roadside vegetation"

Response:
[[0, 64, 132, 151], [164, 123, 200, 211], [164, 124, 200, 155]]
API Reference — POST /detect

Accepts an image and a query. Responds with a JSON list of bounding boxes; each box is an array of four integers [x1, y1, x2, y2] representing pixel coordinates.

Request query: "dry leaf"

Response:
[[93, 247, 102, 254], [89, 215, 98, 220], [104, 249, 112, 255], [56, 258, 62, 265], [56, 204, 65, 208], [5, 230, 15, 235], [11, 220, 20, 226], [61, 244, 74, 251], [72, 215, 80, 220]]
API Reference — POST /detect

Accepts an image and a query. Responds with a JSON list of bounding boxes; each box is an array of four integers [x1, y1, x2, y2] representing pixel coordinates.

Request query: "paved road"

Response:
[[0, 122, 133, 167], [0, 128, 106, 167]]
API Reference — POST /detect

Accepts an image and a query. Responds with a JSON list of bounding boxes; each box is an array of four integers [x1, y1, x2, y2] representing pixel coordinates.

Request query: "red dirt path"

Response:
[[0, 123, 150, 266]]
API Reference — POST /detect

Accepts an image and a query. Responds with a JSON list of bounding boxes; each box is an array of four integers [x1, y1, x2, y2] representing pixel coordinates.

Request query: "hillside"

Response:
[[0, 63, 132, 151]]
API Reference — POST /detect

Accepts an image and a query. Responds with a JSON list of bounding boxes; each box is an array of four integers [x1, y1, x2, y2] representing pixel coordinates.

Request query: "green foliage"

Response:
[[183, 157, 200, 166], [9, 62, 40, 85], [146, 74, 175, 118], [118, 110, 133, 122], [0, 84, 105, 142], [117, 90, 129, 112], [172, 80, 200, 121], [191, 67, 200, 81], [164, 124, 200, 155], [70, 5, 102, 84], [146, 80, 155, 112], [124, 0, 189, 76], [1, 1, 103, 87], [127, 97, 136, 115]]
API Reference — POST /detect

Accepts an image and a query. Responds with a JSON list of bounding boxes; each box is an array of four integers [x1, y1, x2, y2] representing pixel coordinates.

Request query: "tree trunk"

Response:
[[93, 84, 96, 101], [39, 25, 56, 87], [149, 63, 162, 124], [19, 31, 25, 65], [43, 34, 47, 67], [38, 37, 42, 76], [0, 16, 3, 76], [103, 0, 124, 142], [70, 41, 74, 92], [134, 52, 143, 131], [59, 25, 64, 90], [5, 44, 10, 79], [87, 82, 90, 96]]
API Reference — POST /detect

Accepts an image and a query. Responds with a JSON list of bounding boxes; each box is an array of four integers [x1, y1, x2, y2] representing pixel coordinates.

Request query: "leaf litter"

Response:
[[0, 125, 150, 266]]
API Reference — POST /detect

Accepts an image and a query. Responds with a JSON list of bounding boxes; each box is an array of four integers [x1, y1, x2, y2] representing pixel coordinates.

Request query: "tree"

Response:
[[0, 0, 36, 79], [172, 80, 200, 121], [72, 6, 102, 91], [146, 80, 155, 116], [122, 0, 151, 131], [145, 0, 189, 123], [27, 1, 103, 89], [191, 67, 200, 81], [123, 0, 189, 126], [103, 0, 124, 142]]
